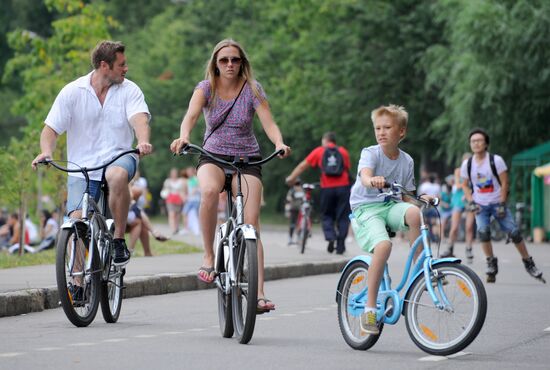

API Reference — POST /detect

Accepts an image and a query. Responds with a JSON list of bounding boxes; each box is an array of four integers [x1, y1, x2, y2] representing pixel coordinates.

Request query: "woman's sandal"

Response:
[[197, 266, 215, 283], [256, 298, 276, 314]]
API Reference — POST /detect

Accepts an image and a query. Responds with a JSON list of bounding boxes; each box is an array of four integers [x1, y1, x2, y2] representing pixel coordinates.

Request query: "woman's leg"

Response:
[[197, 164, 226, 277]]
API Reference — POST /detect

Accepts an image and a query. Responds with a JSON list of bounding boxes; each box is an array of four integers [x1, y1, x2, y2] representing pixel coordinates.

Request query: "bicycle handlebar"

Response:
[[37, 149, 140, 173], [379, 182, 440, 207], [179, 143, 284, 167]]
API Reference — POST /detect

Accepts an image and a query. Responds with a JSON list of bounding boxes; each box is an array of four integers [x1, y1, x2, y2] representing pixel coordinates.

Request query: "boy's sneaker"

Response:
[[439, 245, 454, 258], [486, 256, 498, 283], [113, 239, 131, 266], [68, 283, 85, 306], [522, 256, 545, 282], [465, 246, 474, 263], [360, 310, 379, 335]]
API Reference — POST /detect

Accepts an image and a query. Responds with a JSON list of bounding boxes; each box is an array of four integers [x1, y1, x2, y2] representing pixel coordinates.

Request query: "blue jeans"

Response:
[[475, 203, 517, 234]]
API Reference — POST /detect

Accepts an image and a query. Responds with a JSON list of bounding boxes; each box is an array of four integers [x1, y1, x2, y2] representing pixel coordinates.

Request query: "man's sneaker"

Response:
[[113, 239, 131, 266], [360, 310, 379, 335], [327, 240, 335, 254], [440, 245, 454, 258], [465, 246, 474, 263], [523, 256, 545, 282], [68, 283, 85, 306], [486, 256, 498, 283]]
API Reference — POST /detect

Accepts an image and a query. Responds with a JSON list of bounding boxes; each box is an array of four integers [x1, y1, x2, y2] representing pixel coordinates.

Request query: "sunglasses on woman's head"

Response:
[[217, 57, 242, 65]]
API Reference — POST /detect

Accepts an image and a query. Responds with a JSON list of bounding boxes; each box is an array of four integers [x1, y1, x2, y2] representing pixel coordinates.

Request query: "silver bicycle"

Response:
[[38, 149, 139, 327], [179, 144, 283, 344]]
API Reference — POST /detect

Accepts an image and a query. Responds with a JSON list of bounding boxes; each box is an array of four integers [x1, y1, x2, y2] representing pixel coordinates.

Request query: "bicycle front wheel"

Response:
[[100, 245, 124, 323], [231, 233, 258, 344], [216, 235, 233, 338], [56, 227, 101, 327], [404, 262, 487, 356], [337, 261, 383, 350]]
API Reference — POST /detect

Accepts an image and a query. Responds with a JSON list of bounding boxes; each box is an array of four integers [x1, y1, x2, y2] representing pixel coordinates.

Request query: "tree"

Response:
[[0, 0, 115, 223], [423, 0, 550, 163]]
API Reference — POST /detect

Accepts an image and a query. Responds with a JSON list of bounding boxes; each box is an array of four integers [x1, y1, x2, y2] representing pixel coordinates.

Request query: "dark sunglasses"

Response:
[[217, 57, 242, 65]]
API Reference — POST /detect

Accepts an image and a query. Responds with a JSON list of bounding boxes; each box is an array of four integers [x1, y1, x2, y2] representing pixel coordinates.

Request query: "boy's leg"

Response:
[[475, 205, 498, 282], [495, 206, 544, 281], [366, 241, 392, 309]]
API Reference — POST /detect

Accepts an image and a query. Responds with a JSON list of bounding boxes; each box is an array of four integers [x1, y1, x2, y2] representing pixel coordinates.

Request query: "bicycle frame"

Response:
[[179, 144, 283, 294], [41, 149, 138, 279], [336, 187, 460, 325], [218, 173, 258, 295]]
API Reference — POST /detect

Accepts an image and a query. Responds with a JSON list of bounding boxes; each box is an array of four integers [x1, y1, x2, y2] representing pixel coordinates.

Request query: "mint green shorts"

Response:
[[350, 201, 414, 253]]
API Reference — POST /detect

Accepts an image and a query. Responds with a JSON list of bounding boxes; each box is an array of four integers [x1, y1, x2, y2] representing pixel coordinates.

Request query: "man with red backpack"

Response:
[[461, 128, 544, 283], [286, 132, 352, 254]]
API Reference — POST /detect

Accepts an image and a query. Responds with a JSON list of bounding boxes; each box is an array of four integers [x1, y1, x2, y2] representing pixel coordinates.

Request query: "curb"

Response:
[[0, 259, 347, 318]]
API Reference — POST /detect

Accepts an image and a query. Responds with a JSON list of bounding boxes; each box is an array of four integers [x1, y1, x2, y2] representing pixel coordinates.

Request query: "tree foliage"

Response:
[[1, 0, 548, 216], [0, 0, 114, 213]]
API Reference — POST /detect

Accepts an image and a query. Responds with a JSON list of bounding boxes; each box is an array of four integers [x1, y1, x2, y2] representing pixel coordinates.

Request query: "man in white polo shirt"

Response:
[[32, 40, 153, 266]]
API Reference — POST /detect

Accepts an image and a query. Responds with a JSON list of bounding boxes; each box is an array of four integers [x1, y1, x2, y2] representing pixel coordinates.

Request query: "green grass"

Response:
[[0, 239, 201, 269]]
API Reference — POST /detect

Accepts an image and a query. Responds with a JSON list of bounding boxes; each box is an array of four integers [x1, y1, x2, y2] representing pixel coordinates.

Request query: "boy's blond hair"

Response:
[[371, 104, 408, 129]]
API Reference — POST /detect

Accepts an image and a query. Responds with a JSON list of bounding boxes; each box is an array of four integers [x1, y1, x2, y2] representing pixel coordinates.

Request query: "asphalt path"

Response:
[[1, 266, 549, 370]]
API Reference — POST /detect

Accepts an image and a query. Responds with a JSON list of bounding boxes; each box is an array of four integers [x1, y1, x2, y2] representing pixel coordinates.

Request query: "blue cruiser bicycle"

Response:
[[336, 183, 487, 356]]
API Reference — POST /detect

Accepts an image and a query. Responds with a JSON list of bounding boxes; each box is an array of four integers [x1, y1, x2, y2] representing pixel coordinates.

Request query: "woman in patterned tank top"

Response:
[[170, 39, 291, 313]]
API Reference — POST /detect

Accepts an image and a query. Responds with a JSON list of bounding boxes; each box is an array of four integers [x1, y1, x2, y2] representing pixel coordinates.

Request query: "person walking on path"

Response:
[[286, 132, 351, 254], [461, 128, 544, 283], [440, 153, 476, 262], [31, 40, 153, 266]]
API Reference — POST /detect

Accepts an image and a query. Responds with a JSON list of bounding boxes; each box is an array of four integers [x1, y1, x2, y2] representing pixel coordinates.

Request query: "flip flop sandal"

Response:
[[197, 266, 215, 283], [257, 298, 275, 314]]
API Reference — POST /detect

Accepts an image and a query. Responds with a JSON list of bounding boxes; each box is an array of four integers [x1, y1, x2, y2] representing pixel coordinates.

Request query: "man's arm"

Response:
[[285, 159, 310, 185], [130, 112, 153, 156], [31, 125, 59, 170]]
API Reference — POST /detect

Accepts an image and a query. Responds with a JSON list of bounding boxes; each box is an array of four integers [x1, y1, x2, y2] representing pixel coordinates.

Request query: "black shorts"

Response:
[[197, 153, 262, 180]]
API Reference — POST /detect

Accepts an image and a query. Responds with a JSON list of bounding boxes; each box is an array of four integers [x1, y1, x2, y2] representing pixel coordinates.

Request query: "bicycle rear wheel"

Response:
[[299, 213, 308, 254], [100, 241, 124, 323], [337, 261, 383, 350], [231, 232, 258, 344], [404, 262, 487, 356], [56, 226, 100, 327]]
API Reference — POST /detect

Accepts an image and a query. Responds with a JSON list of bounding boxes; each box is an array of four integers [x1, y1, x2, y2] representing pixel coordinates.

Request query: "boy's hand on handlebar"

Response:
[[170, 137, 189, 154], [31, 153, 52, 171], [369, 176, 387, 189], [136, 142, 153, 156], [276, 143, 291, 158]]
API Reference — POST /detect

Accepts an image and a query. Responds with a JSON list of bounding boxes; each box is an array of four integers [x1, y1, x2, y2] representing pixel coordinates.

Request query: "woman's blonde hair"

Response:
[[204, 39, 261, 106], [371, 104, 409, 129]]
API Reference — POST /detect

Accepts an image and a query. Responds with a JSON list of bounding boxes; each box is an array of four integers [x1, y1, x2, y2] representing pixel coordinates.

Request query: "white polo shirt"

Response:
[[45, 71, 150, 180]]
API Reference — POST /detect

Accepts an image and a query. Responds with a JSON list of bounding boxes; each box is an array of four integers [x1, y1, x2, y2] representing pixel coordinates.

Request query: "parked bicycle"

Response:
[[37, 149, 139, 327], [296, 183, 317, 254], [179, 144, 283, 344], [336, 182, 487, 356]]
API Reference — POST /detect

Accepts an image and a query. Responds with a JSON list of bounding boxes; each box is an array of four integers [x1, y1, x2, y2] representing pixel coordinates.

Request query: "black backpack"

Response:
[[466, 153, 501, 189], [322, 146, 344, 176]]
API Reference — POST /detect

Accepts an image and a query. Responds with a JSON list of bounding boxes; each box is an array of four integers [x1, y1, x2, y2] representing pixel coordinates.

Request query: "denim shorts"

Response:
[[66, 154, 137, 216], [475, 203, 517, 233], [351, 201, 414, 253]]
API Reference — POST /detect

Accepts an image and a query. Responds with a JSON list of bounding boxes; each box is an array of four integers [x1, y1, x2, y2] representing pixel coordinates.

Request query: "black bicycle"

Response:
[[38, 149, 139, 327], [179, 144, 283, 344]]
